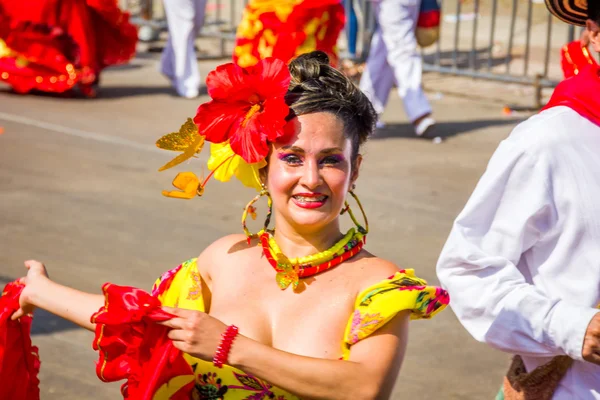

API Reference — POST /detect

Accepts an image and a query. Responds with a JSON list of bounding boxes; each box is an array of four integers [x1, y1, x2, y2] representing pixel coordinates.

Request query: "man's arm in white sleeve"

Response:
[[436, 139, 598, 360]]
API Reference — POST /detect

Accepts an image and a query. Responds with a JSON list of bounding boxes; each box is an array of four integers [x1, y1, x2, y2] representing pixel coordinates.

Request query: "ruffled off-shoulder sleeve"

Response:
[[89, 258, 206, 400], [151, 258, 205, 311], [342, 269, 449, 358]]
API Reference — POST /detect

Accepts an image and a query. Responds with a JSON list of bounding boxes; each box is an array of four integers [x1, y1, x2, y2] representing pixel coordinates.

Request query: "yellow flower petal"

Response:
[[207, 142, 266, 190]]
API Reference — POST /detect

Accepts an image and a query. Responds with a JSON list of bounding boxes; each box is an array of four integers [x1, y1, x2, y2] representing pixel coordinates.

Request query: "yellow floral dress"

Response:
[[151, 259, 449, 400]]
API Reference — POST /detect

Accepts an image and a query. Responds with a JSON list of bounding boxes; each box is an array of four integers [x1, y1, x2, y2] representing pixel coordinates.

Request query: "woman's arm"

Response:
[[12, 260, 104, 332], [232, 311, 409, 400], [162, 307, 410, 400]]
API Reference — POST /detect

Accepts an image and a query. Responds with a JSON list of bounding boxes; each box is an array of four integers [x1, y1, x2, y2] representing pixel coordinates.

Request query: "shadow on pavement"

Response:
[[31, 309, 81, 335], [0, 85, 177, 100], [104, 63, 144, 72], [423, 47, 514, 71], [96, 85, 178, 99], [372, 117, 524, 140]]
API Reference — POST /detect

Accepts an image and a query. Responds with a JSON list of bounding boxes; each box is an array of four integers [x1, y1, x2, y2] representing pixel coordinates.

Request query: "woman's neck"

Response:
[[272, 220, 343, 259]]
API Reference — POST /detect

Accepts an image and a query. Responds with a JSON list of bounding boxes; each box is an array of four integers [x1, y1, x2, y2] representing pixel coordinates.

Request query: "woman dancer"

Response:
[[13, 51, 448, 399]]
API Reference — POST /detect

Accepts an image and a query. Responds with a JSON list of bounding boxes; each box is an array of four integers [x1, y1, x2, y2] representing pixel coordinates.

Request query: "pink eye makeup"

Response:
[[320, 154, 345, 165], [276, 151, 346, 166], [277, 152, 303, 164]]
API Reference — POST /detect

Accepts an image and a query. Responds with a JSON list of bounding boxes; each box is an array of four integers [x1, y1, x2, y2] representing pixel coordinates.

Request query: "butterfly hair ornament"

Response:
[[156, 57, 294, 199], [156, 53, 369, 290]]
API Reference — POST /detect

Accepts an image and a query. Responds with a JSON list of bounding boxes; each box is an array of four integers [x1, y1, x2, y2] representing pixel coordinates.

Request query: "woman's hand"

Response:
[[160, 307, 229, 361], [11, 260, 50, 320]]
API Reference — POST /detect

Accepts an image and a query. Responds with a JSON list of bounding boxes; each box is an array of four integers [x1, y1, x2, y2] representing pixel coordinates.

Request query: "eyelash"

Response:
[[279, 154, 342, 166], [321, 156, 342, 165]]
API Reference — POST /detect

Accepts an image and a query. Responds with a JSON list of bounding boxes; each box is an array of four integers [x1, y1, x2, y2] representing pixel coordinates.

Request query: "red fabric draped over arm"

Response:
[[91, 283, 195, 400]]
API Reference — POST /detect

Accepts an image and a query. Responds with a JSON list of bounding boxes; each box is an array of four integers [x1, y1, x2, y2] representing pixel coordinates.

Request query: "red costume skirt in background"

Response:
[[233, 0, 345, 68], [0, 0, 137, 96]]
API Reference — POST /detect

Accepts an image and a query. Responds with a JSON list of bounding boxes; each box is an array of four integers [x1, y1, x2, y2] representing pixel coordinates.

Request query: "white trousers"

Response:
[[160, 0, 207, 98], [359, 0, 431, 122]]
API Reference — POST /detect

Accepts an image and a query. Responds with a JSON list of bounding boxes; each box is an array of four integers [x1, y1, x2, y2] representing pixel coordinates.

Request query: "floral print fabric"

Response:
[[342, 269, 449, 359]]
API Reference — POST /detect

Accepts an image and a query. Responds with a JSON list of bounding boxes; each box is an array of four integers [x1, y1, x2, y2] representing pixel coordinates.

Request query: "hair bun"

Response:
[[288, 51, 331, 84], [284, 51, 376, 161]]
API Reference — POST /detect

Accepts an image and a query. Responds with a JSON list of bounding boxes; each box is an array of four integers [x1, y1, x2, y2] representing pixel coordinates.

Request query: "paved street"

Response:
[[0, 51, 530, 399]]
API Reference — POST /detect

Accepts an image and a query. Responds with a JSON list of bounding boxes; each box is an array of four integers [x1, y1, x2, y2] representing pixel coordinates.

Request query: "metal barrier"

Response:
[[120, 0, 591, 106], [355, 0, 583, 107]]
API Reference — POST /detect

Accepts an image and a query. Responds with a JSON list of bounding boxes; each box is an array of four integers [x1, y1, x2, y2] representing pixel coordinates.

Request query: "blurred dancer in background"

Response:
[[160, 0, 207, 99], [0, 0, 137, 97], [359, 0, 436, 136], [233, 0, 345, 68]]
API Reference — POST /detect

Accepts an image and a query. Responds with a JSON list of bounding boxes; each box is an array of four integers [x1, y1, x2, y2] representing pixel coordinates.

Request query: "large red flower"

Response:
[[193, 58, 292, 163]]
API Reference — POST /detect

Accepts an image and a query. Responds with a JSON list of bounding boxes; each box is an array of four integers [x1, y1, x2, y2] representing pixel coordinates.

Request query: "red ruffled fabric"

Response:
[[543, 64, 600, 127], [91, 283, 194, 400], [273, 0, 345, 67], [0, 281, 40, 400], [0, 0, 137, 95], [233, 0, 345, 68]]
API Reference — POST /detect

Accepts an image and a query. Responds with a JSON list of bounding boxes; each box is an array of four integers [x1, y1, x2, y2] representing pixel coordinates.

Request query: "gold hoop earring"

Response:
[[242, 186, 273, 245], [340, 190, 369, 236]]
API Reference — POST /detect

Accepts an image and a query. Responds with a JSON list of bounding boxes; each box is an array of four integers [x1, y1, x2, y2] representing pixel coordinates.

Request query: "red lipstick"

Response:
[[291, 193, 328, 209]]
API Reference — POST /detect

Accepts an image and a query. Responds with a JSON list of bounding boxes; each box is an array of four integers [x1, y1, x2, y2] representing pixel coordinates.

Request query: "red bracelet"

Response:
[[213, 325, 239, 368]]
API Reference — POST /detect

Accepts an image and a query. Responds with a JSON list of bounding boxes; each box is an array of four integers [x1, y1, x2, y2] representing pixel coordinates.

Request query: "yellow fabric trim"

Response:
[[154, 258, 205, 312]]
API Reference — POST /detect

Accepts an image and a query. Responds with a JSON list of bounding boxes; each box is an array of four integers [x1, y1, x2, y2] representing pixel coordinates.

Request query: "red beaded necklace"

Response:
[[259, 231, 364, 290]]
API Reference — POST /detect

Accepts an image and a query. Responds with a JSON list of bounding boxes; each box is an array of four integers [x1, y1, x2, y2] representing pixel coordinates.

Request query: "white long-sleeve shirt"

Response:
[[437, 106, 600, 399]]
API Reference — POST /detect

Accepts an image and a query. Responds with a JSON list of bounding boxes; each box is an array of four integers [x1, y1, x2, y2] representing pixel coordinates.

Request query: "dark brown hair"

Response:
[[284, 51, 376, 164]]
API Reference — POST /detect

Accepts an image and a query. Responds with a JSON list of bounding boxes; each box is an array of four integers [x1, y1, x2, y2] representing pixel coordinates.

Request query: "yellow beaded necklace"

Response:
[[264, 228, 363, 267]]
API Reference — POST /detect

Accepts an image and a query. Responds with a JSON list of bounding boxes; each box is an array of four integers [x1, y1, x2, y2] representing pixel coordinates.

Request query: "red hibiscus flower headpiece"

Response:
[[194, 57, 293, 163], [156, 58, 294, 199]]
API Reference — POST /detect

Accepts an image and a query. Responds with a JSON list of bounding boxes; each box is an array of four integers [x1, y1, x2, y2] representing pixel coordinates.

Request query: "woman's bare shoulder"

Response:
[[197, 234, 260, 274], [197, 233, 260, 261], [350, 250, 402, 293]]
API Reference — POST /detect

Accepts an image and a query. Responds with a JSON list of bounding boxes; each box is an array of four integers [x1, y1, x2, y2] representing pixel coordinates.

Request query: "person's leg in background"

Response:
[[343, 0, 359, 59], [160, 24, 176, 82], [377, 0, 435, 136], [192, 0, 207, 50], [160, 0, 207, 98], [359, 23, 396, 128]]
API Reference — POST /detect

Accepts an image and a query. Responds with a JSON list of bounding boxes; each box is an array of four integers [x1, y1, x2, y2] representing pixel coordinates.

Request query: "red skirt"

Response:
[[0, 0, 138, 96]]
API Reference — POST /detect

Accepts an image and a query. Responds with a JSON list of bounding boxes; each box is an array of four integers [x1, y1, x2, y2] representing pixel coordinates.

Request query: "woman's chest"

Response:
[[208, 269, 357, 358]]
